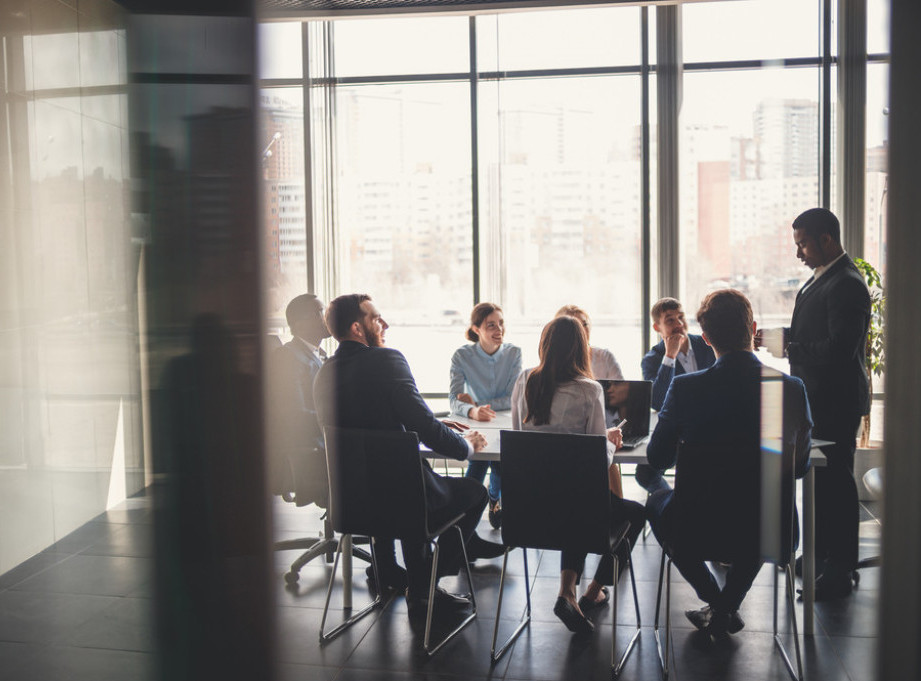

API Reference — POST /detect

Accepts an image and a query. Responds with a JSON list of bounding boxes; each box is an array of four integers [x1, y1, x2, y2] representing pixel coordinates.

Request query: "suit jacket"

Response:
[[314, 340, 470, 510], [646, 351, 813, 552], [641, 334, 716, 410], [787, 254, 871, 424], [269, 339, 327, 505]]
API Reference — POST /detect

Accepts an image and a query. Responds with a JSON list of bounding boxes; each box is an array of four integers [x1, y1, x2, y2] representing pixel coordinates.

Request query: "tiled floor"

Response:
[[0, 477, 880, 681]]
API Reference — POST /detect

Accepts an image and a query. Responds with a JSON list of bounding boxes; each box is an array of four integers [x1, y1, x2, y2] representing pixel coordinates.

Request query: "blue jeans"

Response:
[[465, 460, 501, 502]]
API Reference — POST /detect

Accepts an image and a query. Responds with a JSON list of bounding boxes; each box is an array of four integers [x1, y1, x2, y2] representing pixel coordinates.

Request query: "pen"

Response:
[[615, 419, 627, 430]]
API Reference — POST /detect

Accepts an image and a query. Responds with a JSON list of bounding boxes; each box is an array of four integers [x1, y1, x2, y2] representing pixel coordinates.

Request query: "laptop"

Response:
[[596, 379, 653, 449]]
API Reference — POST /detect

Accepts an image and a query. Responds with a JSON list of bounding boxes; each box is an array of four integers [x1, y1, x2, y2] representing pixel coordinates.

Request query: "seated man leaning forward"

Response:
[[645, 289, 812, 639], [637, 297, 717, 493], [313, 293, 505, 618]]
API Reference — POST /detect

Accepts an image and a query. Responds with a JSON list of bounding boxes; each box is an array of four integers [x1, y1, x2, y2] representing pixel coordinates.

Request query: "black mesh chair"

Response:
[[653, 440, 804, 681], [491, 430, 641, 677], [320, 426, 478, 656]]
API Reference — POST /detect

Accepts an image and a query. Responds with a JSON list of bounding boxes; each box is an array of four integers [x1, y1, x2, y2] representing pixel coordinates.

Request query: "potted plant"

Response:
[[853, 257, 885, 499]]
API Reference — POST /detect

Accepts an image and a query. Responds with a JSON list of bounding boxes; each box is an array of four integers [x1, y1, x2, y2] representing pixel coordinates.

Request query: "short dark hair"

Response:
[[650, 297, 682, 324], [325, 293, 371, 341], [792, 207, 841, 244], [466, 302, 503, 343], [285, 293, 321, 328], [696, 289, 753, 354]]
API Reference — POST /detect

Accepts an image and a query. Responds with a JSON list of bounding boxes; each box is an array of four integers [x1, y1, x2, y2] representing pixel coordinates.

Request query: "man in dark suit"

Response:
[[314, 293, 503, 616], [637, 297, 717, 492], [268, 294, 330, 507], [784, 207, 871, 599], [646, 289, 812, 638]]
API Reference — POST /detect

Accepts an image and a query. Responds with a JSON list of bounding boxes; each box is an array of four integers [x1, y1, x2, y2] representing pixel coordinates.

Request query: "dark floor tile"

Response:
[[44, 522, 119, 554], [831, 634, 878, 680], [65, 596, 155, 652], [80, 523, 153, 558], [0, 551, 70, 591], [11, 554, 152, 597], [0, 641, 154, 681], [337, 667, 491, 681], [0, 590, 119, 644], [278, 662, 341, 681], [342, 605, 511, 678], [276, 603, 376, 666], [814, 585, 880, 637]]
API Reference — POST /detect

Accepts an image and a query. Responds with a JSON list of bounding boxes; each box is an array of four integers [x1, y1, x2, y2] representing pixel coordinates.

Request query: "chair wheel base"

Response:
[[284, 571, 299, 585]]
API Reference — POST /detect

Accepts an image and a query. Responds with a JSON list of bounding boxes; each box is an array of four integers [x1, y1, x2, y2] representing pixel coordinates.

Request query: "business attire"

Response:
[[510, 371, 646, 587], [645, 351, 812, 615], [449, 342, 521, 504], [590, 346, 624, 380], [269, 338, 327, 505], [315, 340, 490, 596], [637, 334, 717, 492], [787, 253, 870, 576]]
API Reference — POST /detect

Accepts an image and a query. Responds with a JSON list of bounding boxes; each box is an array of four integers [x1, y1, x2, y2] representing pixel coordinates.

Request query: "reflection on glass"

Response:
[[477, 7, 641, 72], [333, 83, 473, 392], [680, 69, 820, 327], [478, 76, 644, 371], [867, 0, 891, 55], [683, 0, 819, 62], [332, 16, 469, 77]]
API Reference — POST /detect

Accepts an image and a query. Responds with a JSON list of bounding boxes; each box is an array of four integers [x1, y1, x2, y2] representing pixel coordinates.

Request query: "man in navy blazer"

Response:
[[637, 297, 717, 492], [646, 290, 812, 638], [783, 207, 870, 599], [314, 294, 503, 614]]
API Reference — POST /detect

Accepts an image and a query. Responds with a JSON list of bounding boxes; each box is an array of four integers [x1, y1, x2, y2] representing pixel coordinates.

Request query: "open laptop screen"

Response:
[[596, 379, 653, 445]]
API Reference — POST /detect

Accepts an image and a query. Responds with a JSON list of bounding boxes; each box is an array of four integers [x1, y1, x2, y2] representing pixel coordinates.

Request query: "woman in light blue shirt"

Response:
[[450, 302, 522, 529]]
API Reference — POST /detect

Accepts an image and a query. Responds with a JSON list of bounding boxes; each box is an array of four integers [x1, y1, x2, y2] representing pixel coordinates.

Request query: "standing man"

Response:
[[638, 297, 716, 492], [784, 207, 871, 599], [646, 289, 813, 638], [314, 294, 504, 617]]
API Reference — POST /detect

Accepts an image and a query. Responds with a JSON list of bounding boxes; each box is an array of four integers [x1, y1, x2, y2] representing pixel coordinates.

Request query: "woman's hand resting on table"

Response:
[[457, 393, 496, 421]]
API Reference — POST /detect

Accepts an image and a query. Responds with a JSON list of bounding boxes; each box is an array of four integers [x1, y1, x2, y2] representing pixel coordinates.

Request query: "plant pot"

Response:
[[854, 440, 884, 501]]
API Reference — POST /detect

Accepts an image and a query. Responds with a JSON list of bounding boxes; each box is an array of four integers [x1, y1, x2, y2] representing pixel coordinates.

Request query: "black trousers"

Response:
[[813, 412, 861, 571], [559, 494, 646, 585], [647, 489, 762, 614]]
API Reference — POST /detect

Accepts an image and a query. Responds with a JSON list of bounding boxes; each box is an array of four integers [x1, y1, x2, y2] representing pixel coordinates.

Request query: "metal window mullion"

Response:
[[302, 21, 316, 294], [819, 0, 833, 208], [469, 16, 480, 305], [837, 0, 868, 257], [640, 6, 651, 355], [655, 4, 681, 299]]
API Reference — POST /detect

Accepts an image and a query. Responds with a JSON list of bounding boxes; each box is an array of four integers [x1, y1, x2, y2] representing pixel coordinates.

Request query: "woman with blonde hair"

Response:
[[555, 304, 624, 379], [450, 302, 522, 529], [511, 315, 645, 635]]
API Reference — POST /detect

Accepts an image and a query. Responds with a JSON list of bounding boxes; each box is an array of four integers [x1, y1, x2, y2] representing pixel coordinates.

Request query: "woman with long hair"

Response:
[[450, 302, 522, 529], [511, 315, 646, 635]]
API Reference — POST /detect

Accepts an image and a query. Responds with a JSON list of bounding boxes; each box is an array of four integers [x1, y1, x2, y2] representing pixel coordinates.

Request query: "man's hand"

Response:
[[663, 332, 688, 359], [606, 427, 623, 450], [469, 404, 496, 421], [443, 419, 471, 432], [464, 430, 487, 452]]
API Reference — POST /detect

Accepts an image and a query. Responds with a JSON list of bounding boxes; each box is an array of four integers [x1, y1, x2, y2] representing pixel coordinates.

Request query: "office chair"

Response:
[[855, 467, 882, 572], [653, 440, 804, 681], [491, 430, 641, 678], [320, 426, 478, 656]]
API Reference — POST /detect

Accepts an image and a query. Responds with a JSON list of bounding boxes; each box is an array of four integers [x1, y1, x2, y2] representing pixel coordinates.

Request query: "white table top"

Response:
[[437, 410, 828, 466]]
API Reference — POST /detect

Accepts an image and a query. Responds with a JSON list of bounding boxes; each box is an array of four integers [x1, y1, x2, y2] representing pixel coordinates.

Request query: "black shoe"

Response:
[[488, 500, 503, 530], [578, 586, 609, 614], [808, 571, 854, 601], [553, 597, 594, 635], [466, 533, 505, 561], [366, 564, 407, 592], [685, 605, 712, 631], [686, 606, 744, 634], [405, 586, 471, 619]]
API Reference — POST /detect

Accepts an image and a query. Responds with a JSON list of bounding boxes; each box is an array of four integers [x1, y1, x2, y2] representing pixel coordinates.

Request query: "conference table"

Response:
[[438, 409, 828, 636]]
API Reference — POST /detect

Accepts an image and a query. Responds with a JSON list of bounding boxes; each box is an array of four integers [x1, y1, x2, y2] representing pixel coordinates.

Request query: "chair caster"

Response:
[[284, 570, 300, 585]]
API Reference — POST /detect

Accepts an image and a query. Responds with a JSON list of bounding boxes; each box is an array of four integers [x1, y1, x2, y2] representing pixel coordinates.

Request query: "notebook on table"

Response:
[[596, 379, 653, 449]]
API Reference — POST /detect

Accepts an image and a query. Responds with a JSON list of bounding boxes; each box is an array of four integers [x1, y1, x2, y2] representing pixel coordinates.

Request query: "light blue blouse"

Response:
[[449, 342, 522, 417]]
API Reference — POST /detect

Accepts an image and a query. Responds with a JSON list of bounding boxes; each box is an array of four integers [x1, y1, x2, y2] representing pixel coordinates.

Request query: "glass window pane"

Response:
[[682, 0, 820, 63], [867, 0, 891, 55], [478, 76, 645, 375], [864, 63, 888, 277], [260, 88, 307, 324], [333, 82, 473, 392], [128, 15, 253, 75], [258, 22, 303, 80], [680, 69, 821, 332], [476, 7, 641, 72], [332, 16, 469, 78]]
